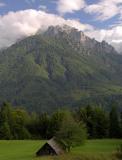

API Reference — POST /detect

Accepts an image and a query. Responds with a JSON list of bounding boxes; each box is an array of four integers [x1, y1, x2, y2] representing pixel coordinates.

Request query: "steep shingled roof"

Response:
[[36, 138, 65, 156], [47, 138, 65, 155]]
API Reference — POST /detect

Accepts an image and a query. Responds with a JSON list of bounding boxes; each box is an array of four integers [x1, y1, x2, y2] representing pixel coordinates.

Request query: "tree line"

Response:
[[0, 102, 121, 140]]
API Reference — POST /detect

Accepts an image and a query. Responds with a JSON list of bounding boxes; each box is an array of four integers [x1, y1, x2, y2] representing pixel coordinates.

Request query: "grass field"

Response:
[[0, 139, 121, 160]]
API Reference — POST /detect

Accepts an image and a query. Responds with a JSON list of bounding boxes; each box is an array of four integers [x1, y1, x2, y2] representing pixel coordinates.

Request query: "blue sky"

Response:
[[0, 0, 120, 28], [0, 0, 122, 51]]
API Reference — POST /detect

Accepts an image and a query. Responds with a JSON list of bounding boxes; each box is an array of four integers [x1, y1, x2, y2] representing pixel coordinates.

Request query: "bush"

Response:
[[115, 144, 122, 159]]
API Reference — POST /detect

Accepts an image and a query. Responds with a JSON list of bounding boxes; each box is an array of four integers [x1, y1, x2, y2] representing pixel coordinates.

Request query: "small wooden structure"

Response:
[[36, 138, 65, 156]]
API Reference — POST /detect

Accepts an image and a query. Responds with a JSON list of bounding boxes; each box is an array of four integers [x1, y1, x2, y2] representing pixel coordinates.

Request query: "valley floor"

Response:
[[0, 139, 121, 160]]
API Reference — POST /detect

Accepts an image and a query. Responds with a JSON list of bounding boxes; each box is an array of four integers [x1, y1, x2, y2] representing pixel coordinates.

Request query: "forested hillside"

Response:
[[0, 25, 122, 112]]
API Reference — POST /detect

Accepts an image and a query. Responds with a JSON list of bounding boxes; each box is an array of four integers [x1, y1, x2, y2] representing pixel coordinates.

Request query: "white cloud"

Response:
[[38, 5, 48, 11], [0, 9, 93, 49], [56, 0, 122, 21], [25, 0, 35, 5], [112, 39, 122, 43], [85, 25, 122, 52], [57, 0, 86, 15], [85, 0, 122, 21], [89, 26, 122, 43], [0, 2, 6, 7]]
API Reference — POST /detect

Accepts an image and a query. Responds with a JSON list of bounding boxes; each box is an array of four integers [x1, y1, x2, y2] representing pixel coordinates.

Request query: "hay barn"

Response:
[[36, 138, 65, 156]]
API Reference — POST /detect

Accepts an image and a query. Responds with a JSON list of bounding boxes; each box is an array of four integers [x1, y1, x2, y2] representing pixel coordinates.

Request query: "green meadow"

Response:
[[0, 139, 121, 160]]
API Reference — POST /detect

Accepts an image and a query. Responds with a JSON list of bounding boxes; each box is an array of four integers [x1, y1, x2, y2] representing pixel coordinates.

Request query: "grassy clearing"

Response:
[[0, 139, 121, 160], [73, 139, 122, 153]]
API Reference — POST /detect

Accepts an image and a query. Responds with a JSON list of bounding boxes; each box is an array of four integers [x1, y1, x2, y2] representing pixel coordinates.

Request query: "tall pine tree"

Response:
[[109, 105, 120, 138]]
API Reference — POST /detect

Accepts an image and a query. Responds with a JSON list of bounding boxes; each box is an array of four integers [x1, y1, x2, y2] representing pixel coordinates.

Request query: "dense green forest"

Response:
[[0, 102, 121, 140], [0, 26, 122, 112]]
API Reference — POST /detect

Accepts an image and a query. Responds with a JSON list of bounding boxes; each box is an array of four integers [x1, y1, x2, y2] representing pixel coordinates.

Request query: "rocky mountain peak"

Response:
[[37, 25, 118, 55], [38, 25, 86, 42]]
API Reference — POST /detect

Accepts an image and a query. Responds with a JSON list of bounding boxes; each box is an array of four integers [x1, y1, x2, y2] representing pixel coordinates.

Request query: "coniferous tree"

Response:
[[0, 122, 11, 140], [37, 113, 50, 139], [109, 105, 120, 138], [77, 105, 109, 138], [0, 102, 12, 139], [49, 110, 66, 137], [120, 112, 122, 138]]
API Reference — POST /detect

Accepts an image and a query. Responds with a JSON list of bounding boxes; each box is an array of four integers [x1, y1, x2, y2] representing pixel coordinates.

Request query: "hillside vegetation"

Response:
[[0, 25, 122, 111], [0, 103, 121, 140]]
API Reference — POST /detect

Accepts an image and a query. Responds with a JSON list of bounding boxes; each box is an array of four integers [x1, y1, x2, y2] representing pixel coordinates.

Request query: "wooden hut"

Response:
[[36, 138, 65, 156]]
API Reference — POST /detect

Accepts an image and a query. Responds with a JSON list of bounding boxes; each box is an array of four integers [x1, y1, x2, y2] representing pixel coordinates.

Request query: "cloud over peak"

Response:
[[0, 9, 93, 49], [1, 0, 122, 52]]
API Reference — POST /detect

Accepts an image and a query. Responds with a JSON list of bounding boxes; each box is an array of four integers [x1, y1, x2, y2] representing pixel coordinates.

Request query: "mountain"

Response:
[[0, 25, 122, 112]]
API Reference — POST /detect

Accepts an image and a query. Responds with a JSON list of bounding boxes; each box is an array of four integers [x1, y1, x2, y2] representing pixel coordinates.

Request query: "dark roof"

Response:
[[47, 138, 64, 155], [36, 138, 65, 156]]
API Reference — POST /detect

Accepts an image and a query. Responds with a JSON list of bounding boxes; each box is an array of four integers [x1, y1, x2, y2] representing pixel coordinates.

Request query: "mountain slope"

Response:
[[0, 25, 122, 112]]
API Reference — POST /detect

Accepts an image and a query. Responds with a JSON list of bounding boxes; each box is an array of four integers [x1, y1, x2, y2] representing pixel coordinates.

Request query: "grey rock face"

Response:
[[38, 25, 117, 55]]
